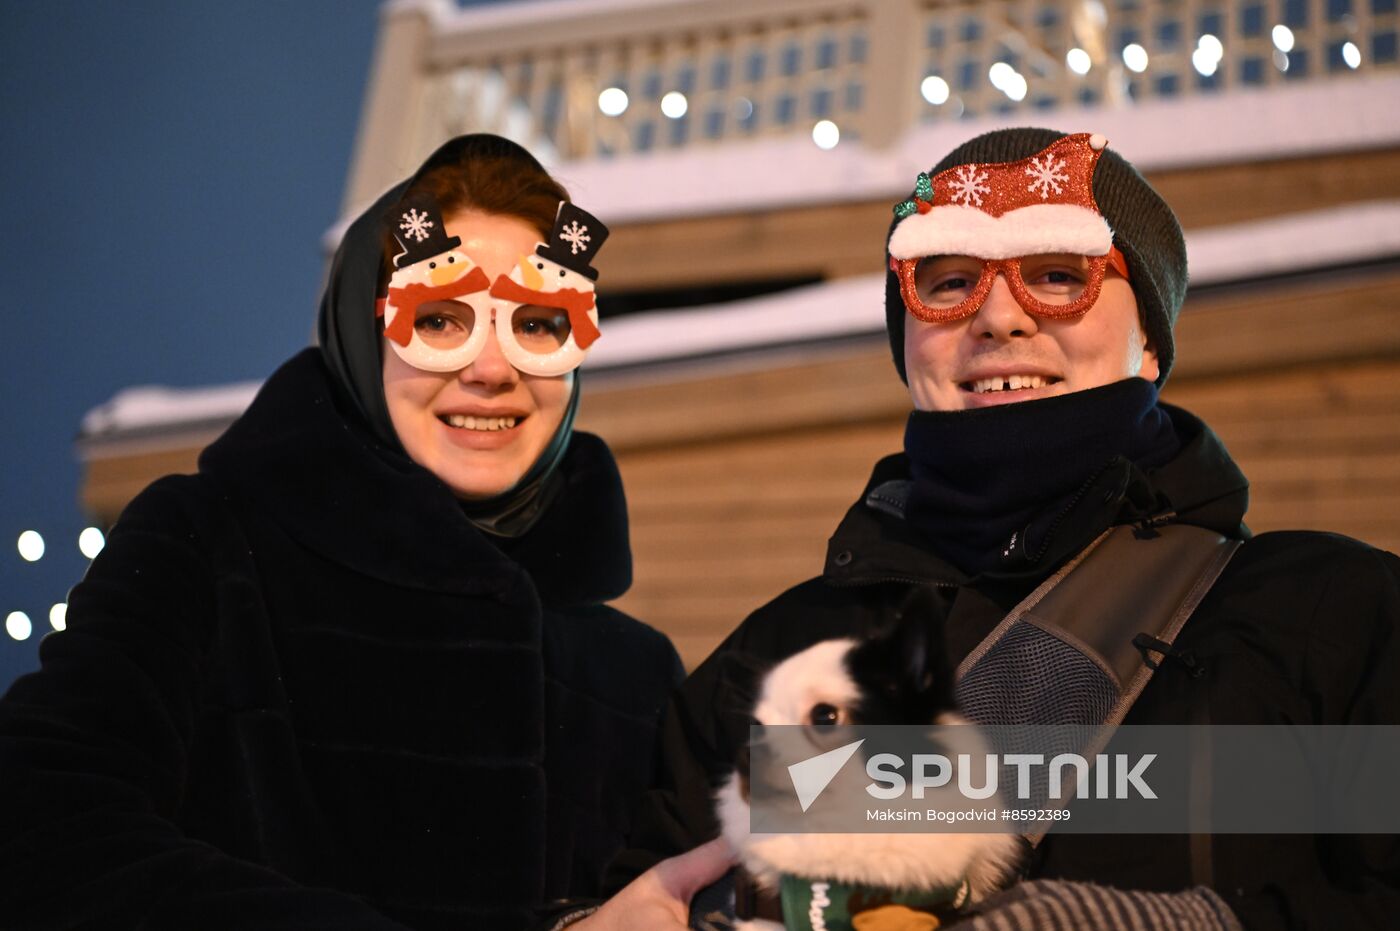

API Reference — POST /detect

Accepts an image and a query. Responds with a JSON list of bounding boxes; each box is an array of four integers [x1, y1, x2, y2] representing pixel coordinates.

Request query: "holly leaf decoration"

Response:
[[893, 199, 918, 218], [913, 172, 934, 201]]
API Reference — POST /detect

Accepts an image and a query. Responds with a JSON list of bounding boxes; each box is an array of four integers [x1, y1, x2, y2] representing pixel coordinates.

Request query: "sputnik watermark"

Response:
[[789, 739, 1154, 808], [787, 738, 866, 811], [865, 750, 1156, 800], [749, 724, 1400, 834]]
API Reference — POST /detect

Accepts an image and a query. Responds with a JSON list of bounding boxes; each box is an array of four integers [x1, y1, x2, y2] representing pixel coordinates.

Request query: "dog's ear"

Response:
[[889, 586, 955, 717], [849, 586, 955, 722]]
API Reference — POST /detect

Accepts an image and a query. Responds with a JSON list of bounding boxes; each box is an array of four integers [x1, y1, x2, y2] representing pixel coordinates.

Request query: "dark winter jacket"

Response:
[[607, 404, 1400, 930], [0, 349, 682, 930]]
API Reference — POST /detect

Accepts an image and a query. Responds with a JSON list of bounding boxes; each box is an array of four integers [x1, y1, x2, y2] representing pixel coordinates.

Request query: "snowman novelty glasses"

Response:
[[379, 197, 608, 377], [388, 267, 593, 377]]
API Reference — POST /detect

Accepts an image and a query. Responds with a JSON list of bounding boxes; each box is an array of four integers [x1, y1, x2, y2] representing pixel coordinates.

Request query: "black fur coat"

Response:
[[0, 349, 681, 930]]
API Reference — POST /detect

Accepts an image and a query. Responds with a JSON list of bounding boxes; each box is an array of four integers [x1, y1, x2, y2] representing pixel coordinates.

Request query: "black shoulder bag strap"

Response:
[[954, 523, 1241, 851]]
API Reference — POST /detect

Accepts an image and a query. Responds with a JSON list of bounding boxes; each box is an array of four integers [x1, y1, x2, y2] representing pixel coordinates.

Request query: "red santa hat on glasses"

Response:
[[888, 132, 1112, 261]]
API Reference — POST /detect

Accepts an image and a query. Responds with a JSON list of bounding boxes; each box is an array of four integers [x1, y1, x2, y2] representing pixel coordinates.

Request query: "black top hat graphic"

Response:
[[535, 202, 610, 281], [388, 194, 462, 269]]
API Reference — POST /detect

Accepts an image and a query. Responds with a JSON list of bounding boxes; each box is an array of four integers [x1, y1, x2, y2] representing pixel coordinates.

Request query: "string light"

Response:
[[598, 87, 629, 116], [988, 62, 1015, 89], [921, 75, 950, 105], [79, 527, 105, 559], [1193, 34, 1223, 76], [988, 62, 1028, 101], [17, 531, 44, 562], [5, 611, 32, 641], [660, 91, 688, 119], [1122, 43, 1149, 73]]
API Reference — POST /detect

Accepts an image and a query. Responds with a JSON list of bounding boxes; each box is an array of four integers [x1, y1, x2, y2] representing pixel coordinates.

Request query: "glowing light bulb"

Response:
[[79, 527, 105, 559], [920, 75, 950, 105], [1122, 44, 1149, 73], [1272, 25, 1295, 53], [50, 603, 67, 632], [988, 62, 1015, 90], [660, 91, 688, 119], [6, 611, 32, 641], [598, 87, 629, 116], [17, 530, 44, 562], [1343, 41, 1361, 69], [1066, 48, 1092, 75], [811, 119, 840, 150]]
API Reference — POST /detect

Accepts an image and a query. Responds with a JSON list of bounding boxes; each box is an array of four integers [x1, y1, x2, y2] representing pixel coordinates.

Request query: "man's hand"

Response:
[[572, 838, 736, 930]]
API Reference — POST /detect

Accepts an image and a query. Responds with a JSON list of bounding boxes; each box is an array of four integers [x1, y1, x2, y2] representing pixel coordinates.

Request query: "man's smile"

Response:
[[961, 373, 1062, 394]]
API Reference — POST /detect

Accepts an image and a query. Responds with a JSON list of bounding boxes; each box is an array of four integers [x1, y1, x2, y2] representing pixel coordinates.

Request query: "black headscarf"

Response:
[[316, 135, 579, 538]]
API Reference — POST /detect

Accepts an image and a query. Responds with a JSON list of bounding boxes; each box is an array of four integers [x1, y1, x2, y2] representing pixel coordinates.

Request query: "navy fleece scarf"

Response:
[[903, 378, 1180, 576]]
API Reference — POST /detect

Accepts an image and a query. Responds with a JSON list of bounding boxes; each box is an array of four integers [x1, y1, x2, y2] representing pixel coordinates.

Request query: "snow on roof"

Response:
[[583, 272, 886, 371], [551, 73, 1400, 225], [1188, 199, 1400, 287], [588, 198, 1400, 369], [387, 0, 696, 29], [80, 382, 262, 443], [325, 73, 1400, 251], [90, 198, 1400, 441]]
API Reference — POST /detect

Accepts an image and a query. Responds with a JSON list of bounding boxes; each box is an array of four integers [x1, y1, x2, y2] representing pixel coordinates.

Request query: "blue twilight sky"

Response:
[[0, 1, 511, 688]]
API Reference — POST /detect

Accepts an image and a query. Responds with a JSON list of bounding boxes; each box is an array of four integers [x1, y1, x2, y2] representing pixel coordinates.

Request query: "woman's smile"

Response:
[[383, 211, 573, 499]]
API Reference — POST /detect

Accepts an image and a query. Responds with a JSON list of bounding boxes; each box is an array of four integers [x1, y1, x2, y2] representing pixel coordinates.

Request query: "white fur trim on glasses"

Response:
[[889, 204, 1114, 261]]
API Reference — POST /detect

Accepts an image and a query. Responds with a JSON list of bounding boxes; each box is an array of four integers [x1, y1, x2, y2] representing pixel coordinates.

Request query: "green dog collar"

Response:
[[778, 874, 970, 930]]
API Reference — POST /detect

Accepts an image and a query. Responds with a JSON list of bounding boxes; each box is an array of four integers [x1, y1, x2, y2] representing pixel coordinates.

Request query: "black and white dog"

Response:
[[714, 595, 1021, 928]]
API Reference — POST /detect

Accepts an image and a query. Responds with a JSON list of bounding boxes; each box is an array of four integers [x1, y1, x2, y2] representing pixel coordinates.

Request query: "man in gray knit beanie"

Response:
[[585, 129, 1400, 931], [884, 127, 1185, 388]]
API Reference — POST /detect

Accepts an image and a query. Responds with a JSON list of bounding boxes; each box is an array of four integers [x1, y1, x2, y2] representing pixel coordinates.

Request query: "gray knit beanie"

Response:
[[885, 127, 1187, 386]]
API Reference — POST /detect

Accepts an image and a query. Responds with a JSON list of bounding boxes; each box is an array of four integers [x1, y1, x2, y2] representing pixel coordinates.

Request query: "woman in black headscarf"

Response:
[[0, 135, 682, 930]]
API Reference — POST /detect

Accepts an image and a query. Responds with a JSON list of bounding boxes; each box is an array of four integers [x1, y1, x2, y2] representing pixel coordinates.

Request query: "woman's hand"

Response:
[[572, 838, 736, 930]]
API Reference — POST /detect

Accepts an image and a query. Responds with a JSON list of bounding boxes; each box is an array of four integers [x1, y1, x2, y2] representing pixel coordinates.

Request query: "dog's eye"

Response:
[[808, 703, 841, 726]]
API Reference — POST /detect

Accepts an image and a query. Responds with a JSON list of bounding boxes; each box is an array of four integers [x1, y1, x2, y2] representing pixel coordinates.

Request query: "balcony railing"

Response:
[[344, 0, 1400, 209]]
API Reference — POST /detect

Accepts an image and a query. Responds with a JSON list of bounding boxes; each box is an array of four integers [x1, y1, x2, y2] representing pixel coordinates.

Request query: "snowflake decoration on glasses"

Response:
[[1025, 154, 1069, 200], [558, 220, 591, 255], [947, 165, 991, 207], [399, 208, 434, 243]]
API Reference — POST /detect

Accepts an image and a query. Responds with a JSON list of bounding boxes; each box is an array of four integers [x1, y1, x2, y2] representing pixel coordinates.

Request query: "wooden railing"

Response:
[[344, 0, 1399, 211]]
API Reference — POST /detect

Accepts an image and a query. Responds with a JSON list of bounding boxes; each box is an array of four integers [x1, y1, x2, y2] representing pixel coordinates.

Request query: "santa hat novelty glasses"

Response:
[[888, 133, 1131, 324], [378, 197, 609, 377]]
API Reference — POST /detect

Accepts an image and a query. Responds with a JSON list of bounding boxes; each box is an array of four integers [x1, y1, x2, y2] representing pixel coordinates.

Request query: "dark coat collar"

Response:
[[823, 403, 1250, 588], [198, 349, 631, 606]]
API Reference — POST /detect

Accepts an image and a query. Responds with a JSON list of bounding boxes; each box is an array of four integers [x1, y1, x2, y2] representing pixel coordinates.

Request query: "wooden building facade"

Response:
[[79, 0, 1400, 668]]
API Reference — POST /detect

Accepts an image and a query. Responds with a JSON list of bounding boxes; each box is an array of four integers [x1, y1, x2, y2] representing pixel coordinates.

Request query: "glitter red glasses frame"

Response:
[[894, 246, 1132, 324]]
